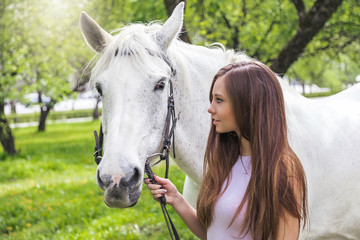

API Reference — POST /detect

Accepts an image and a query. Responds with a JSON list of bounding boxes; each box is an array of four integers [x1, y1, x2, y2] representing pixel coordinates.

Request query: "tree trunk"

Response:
[[10, 100, 16, 114], [38, 105, 52, 132], [37, 91, 55, 132], [302, 82, 305, 94], [10, 100, 17, 123], [164, 0, 191, 43], [0, 99, 17, 155], [270, 0, 343, 75]]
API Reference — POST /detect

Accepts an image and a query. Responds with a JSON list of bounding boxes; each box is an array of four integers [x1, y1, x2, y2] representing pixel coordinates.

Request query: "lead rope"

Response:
[[145, 163, 180, 240]]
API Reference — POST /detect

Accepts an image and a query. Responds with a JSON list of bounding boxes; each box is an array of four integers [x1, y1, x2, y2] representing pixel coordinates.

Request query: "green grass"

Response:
[[302, 90, 342, 98], [6, 109, 102, 124], [0, 121, 197, 240]]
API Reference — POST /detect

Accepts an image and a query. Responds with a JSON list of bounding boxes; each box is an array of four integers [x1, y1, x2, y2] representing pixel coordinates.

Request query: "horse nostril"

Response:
[[120, 167, 141, 188], [97, 170, 112, 189]]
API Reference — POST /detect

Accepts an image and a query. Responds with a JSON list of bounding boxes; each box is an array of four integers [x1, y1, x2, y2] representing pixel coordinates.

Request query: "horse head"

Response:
[[80, 3, 185, 208]]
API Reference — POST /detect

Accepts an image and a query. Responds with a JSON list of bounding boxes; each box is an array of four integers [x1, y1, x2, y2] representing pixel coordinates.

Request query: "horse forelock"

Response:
[[90, 23, 168, 88]]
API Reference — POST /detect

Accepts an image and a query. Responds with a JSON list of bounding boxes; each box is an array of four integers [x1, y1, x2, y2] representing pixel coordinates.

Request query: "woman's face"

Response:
[[208, 76, 239, 135]]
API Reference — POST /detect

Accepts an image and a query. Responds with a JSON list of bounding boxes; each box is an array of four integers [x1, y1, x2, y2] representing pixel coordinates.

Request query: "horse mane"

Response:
[[89, 22, 166, 87]]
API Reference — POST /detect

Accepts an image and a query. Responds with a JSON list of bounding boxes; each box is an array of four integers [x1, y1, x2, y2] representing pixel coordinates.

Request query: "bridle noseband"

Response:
[[93, 54, 180, 240]]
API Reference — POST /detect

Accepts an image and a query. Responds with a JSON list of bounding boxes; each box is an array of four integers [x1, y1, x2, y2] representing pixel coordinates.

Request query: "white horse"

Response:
[[80, 3, 360, 239]]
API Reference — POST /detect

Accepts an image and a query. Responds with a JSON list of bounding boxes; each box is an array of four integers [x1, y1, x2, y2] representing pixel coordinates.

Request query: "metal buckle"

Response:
[[146, 152, 165, 167]]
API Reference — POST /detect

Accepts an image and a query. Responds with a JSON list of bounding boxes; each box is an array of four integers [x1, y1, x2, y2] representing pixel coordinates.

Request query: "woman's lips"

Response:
[[213, 120, 220, 125]]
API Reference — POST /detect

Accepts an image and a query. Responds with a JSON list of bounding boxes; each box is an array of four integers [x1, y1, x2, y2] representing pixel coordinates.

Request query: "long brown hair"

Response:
[[196, 61, 308, 239]]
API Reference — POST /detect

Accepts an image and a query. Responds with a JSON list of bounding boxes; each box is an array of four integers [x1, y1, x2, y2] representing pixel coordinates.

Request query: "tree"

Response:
[[21, 0, 89, 131], [287, 54, 330, 93], [270, 0, 344, 74], [0, 0, 93, 154], [4, 0, 93, 132], [75, 0, 359, 93], [0, 102, 16, 155], [288, 47, 359, 93], [0, 0, 29, 154], [179, 0, 359, 78]]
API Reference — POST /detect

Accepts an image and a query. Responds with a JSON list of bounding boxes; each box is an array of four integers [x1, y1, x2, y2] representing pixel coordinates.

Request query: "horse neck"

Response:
[[278, 80, 320, 168]]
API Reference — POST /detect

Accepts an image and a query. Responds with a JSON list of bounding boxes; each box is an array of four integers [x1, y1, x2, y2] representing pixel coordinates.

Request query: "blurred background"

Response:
[[0, 0, 359, 239]]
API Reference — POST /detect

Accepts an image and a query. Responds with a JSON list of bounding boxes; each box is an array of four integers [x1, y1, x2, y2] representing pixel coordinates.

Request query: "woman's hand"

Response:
[[145, 175, 207, 239], [144, 174, 181, 207]]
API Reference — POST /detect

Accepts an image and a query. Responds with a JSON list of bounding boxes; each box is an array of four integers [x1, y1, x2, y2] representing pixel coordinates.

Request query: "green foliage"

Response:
[[1, 0, 359, 102], [186, 0, 297, 63], [0, 0, 92, 106], [1, 0, 358, 105], [0, 1, 29, 102], [185, 0, 359, 86], [288, 0, 360, 90], [83, 0, 167, 32], [305, 0, 360, 59], [288, 51, 359, 92], [0, 121, 196, 239], [302, 90, 342, 98]]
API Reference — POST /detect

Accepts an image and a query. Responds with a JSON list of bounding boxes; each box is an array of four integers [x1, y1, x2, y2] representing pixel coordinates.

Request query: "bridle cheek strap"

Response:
[[144, 79, 180, 240], [93, 124, 103, 165]]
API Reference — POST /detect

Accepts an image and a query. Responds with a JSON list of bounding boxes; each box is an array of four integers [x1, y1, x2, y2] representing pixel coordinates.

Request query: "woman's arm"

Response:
[[145, 175, 207, 240], [276, 210, 300, 240], [276, 177, 303, 240]]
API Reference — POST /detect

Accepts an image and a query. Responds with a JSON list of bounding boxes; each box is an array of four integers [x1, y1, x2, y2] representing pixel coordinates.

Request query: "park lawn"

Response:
[[0, 121, 197, 240]]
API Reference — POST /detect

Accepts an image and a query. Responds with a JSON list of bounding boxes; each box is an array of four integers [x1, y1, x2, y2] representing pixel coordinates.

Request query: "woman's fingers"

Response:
[[153, 194, 164, 201], [144, 178, 154, 185], [148, 185, 167, 199], [150, 188, 167, 195], [144, 175, 170, 187], [144, 175, 178, 205], [144, 178, 159, 188], [153, 174, 168, 184], [146, 183, 162, 190]]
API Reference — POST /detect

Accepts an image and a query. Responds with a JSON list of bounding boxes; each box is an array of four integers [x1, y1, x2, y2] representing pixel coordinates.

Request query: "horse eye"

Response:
[[95, 83, 103, 96], [154, 80, 166, 91]]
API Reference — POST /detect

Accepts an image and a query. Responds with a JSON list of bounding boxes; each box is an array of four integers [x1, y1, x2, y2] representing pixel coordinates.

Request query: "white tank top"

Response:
[[207, 155, 252, 239]]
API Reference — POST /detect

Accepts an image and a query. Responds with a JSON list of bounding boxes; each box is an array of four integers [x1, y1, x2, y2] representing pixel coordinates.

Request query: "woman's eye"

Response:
[[216, 98, 223, 103], [95, 83, 103, 96], [154, 80, 166, 91]]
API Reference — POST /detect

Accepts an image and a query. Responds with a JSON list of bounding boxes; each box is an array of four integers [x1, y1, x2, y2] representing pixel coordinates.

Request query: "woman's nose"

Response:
[[208, 103, 215, 114]]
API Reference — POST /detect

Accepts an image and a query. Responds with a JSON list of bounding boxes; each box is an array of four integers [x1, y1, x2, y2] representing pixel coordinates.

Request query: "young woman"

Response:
[[145, 61, 308, 240]]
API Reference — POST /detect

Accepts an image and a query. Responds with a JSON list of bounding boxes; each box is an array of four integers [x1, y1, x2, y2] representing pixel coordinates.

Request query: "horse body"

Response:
[[80, 3, 360, 238], [327, 83, 360, 102], [282, 87, 360, 239]]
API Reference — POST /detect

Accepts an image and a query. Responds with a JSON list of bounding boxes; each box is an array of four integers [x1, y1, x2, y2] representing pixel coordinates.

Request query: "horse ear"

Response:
[[156, 2, 185, 50], [80, 12, 113, 53]]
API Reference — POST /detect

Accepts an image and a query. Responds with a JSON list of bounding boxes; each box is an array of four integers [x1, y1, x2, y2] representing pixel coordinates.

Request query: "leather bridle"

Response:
[[93, 55, 180, 240]]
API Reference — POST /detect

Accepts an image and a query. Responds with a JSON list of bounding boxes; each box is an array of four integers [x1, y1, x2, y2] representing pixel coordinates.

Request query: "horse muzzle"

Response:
[[103, 185, 141, 208], [97, 167, 142, 208]]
